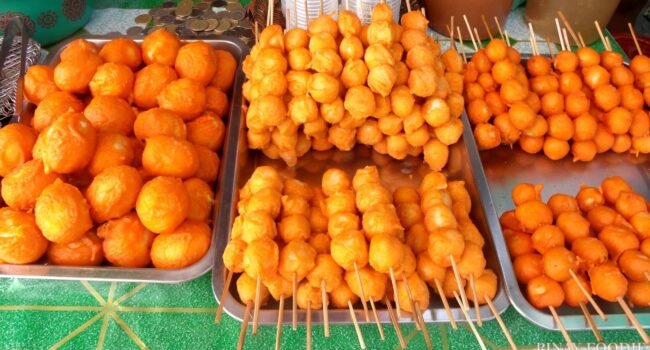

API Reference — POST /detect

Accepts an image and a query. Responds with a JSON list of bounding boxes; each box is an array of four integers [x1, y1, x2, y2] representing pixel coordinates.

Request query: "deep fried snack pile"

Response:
[[242, 5, 465, 170], [466, 40, 650, 161], [0, 29, 237, 268], [223, 165, 498, 313], [501, 176, 650, 308]]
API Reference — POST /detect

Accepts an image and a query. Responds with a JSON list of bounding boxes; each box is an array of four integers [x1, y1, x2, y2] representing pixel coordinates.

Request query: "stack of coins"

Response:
[[127, 0, 255, 45]]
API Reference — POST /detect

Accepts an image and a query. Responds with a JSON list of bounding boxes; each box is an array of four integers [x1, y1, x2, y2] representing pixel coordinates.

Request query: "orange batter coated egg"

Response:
[[136, 176, 190, 233], [86, 165, 143, 223], [39, 112, 97, 174], [34, 179, 93, 244], [98, 212, 155, 267], [0, 208, 48, 264], [151, 220, 212, 269], [0, 123, 37, 177], [47, 231, 104, 266]]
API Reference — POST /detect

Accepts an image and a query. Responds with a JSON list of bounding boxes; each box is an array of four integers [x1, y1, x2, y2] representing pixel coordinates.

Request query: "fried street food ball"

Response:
[[325, 189, 356, 217], [308, 72, 340, 104], [134, 108, 186, 140], [427, 228, 464, 267], [284, 28, 309, 51], [561, 273, 590, 307], [60, 38, 98, 61], [53, 52, 103, 94], [136, 176, 190, 234], [514, 253, 543, 284], [628, 281, 650, 308], [508, 101, 536, 131], [0, 123, 36, 177], [211, 50, 237, 91], [330, 281, 359, 308], [40, 112, 96, 174], [89, 62, 134, 99], [587, 205, 630, 232], [238, 272, 271, 305], [601, 176, 633, 204], [512, 183, 543, 206], [0, 208, 48, 264], [642, 238, 650, 257], [98, 38, 141, 70], [142, 29, 181, 66], [467, 269, 498, 304], [589, 262, 628, 302], [223, 238, 246, 273], [531, 225, 565, 254], [440, 268, 466, 298], [618, 250, 650, 282], [344, 85, 376, 119], [158, 78, 207, 121], [331, 230, 369, 270], [457, 242, 486, 278], [409, 66, 437, 97], [187, 113, 226, 151], [47, 231, 104, 266], [264, 273, 294, 300], [322, 168, 351, 196], [142, 136, 199, 178], [244, 188, 282, 217], [556, 212, 590, 244], [631, 212, 650, 240], [184, 178, 213, 222], [599, 225, 639, 260], [193, 145, 220, 184], [278, 214, 310, 242], [243, 237, 279, 279], [24, 65, 59, 104], [542, 246, 578, 282], [345, 266, 388, 302], [84, 95, 136, 135], [396, 273, 430, 312], [527, 275, 564, 308], [307, 254, 343, 292], [363, 205, 403, 238], [1, 159, 60, 211], [32, 91, 84, 132], [369, 233, 404, 272], [423, 139, 449, 171], [86, 165, 142, 223], [133, 63, 177, 109], [88, 132, 135, 176], [279, 239, 317, 281], [247, 165, 283, 194], [615, 191, 647, 220], [35, 179, 93, 243], [515, 200, 553, 232], [576, 186, 604, 212], [417, 251, 446, 282], [242, 210, 277, 243], [506, 231, 534, 257], [151, 220, 211, 268], [297, 281, 322, 309], [174, 42, 219, 86]]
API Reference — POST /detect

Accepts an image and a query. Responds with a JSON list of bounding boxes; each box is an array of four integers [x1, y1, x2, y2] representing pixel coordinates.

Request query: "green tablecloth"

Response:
[[1, 2, 647, 350]]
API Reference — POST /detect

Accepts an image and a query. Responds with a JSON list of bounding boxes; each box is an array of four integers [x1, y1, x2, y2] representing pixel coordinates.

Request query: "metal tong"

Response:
[[0, 17, 32, 122]]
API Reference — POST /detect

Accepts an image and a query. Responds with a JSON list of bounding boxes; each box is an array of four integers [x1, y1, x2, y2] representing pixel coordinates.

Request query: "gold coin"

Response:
[[188, 19, 209, 31], [134, 14, 152, 24], [216, 19, 231, 32], [205, 18, 220, 31]]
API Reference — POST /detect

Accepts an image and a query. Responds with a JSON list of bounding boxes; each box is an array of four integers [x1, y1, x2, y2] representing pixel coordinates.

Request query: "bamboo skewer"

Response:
[[457, 26, 467, 64], [389, 267, 401, 319], [254, 21, 259, 44], [435, 278, 457, 329], [275, 295, 285, 350], [485, 295, 517, 350], [401, 273, 421, 330], [494, 16, 504, 39], [595, 21, 611, 51], [481, 15, 493, 40], [450, 256, 469, 311], [405, 0, 411, 13], [215, 269, 233, 323], [546, 37, 555, 60], [345, 0, 348, 11], [555, 18, 565, 51], [568, 270, 607, 320], [306, 300, 312, 350], [629, 23, 642, 55], [578, 32, 586, 48], [617, 297, 650, 344], [294, 0, 297, 27], [385, 295, 407, 349], [605, 37, 612, 52], [450, 16, 455, 45], [321, 280, 330, 337], [354, 262, 371, 322], [557, 11, 581, 48], [237, 302, 252, 350], [563, 28, 571, 51], [252, 276, 262, 335], [414, 301, 432, 350], [474, 28, 483, 48], [463, 15, 478, 51], [528, 22, 539, 56], [504, 30, 511, 47], [402, 272, 432, 349], [304, 0, 309, 23], [579, 302, 603, 343], [469, 274, 482, 327], [549, 305, 576, 350], [453, 292, 487, 350], [348, 300, 366, 349], [318, 0, 322, 17], [286, 8, 290, 32], [369, 297, 385, 340], [292, 272, 297, 330], [266, 0, 271, 26]]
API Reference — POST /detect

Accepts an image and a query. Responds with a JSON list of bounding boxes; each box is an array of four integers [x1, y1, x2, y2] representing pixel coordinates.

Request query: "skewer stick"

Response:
[[402, 272, 431, 348], [294, 0, 297, 27], [453, 292, 487, 350], [401, 273, 421, 331], [348, 300, 366, 349], [469, 274, 482, 327], [481, 15, 493, 40], [270, 0, 274, 25], [563, 28, 571, 51], [237, 302, 252, 350], [254, 21, 259, 44], [457, 26, 467, 64], [304, 0, 309, 23], [414, 302, 432, 350], [474, 28, 483, 48], [629, 23, 642, 55], [450, 256, 469, 311], [578, 32, 586, 48], [384, 295, 407, 349], [215, 269, 233, 323], [595, 21, 610, 51], [345, 0, 348, 11], [494, 16, 504, 39], [405, 0, 411, 13], [529, 33, 537, 56], [546, 36, 555, 60], [617, 297, 650, 344], [434, 278, 457, 329], [292, 272, 297, 330], [389, 267, 401, 319], [504, 30, 511, 47], [275, 295, 285, 350], [321, 280, 330, 337], [645, 271, 650, 282], [555, 18, 565, 51], [252, 276, 262, 335], [369, 297, 385, 340], [558, 11, 581, 48], [549, 305, 576, 350], [318, 0, 322, 17], [421, 8, 426, 16], [579, 302, 603, 343], [528, 22, 539, 55], [306, 300, 312, 350], [463, 15, 478, 51], [450, 16, 455, 44], [485, 295, 517, 350], [267, 0, 272, 26], [353, 262, 370, 322], [568, 270, 607, 320], [285, 8, 290, 32], [605, 37, 612, 52]]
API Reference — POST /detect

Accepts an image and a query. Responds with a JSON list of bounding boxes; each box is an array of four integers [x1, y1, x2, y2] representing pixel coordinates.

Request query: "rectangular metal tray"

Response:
[[479, 145, 650, 330], [212, 113, 510, 324], [0, 34, 249, 283]]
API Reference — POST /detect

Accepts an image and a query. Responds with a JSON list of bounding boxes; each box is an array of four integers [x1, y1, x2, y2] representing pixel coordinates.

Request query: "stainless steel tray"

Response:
[[212, 113, 510, 324], [0, 34, 249, 283], [479, 145, 650, 330]]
